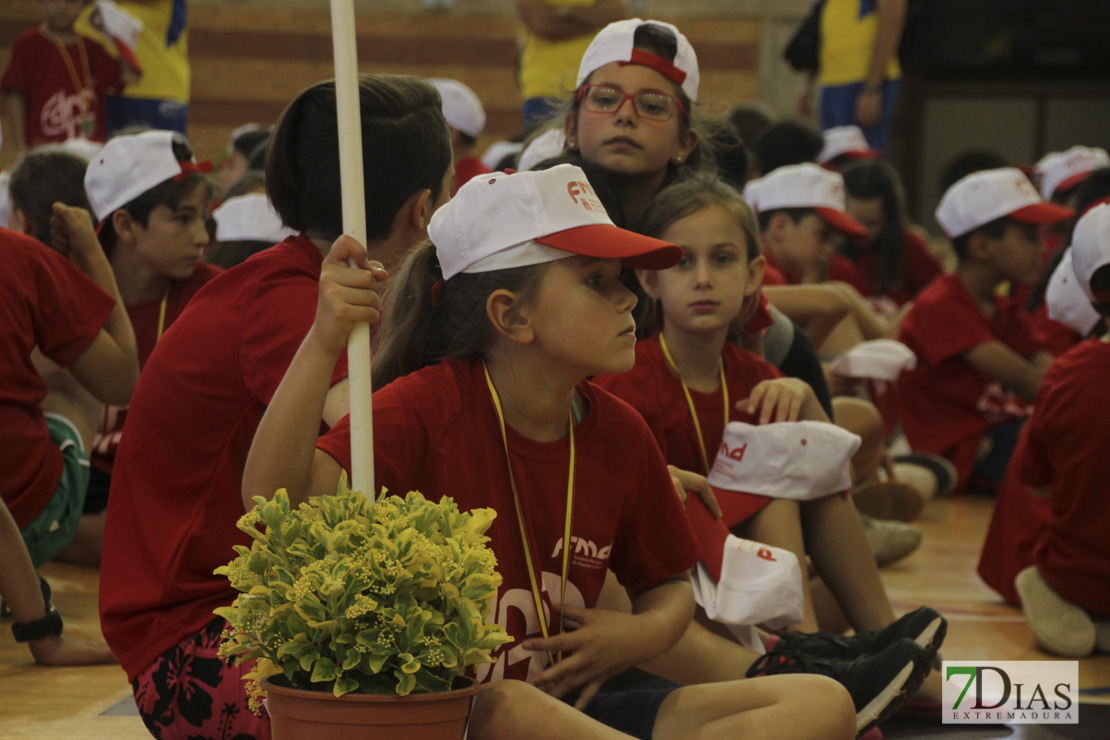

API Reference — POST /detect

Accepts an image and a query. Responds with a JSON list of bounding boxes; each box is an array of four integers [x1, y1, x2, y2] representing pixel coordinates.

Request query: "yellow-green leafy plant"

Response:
[[216, 474, 510, 712]]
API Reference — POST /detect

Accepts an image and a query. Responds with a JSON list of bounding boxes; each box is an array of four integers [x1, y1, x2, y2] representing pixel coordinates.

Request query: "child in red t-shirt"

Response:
[[981, 203, 1110, 658], [244, 165, 857, 740], [898, 168, 1074, 492], [745, 162, 900, 356], [54, 130, 221, 565], [0, 203, 138, 666], [98, 76, 455, 739], [594, 177, 939, 724], [841, 160, 944, 311], [0, 0, 138, 164]]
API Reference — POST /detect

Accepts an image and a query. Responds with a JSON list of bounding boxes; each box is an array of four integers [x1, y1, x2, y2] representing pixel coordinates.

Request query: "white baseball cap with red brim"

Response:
[[1046, 250, 1101, 336], [743, 163, 870, 240], [428, 78, 486, 139], [428, 165, 681, 279], [577, 18, 700, 102], [213, 193, 295, 244], [1070, 201, 1110, 305], [828, 339, 917, 381], [1035, 146, 1110, 201], [685, 496, 804, 640], [818, 126, 882, 165], [707, 421, 861, 510], [936, 167, 1075, 239], [85, 130, 211, 233]]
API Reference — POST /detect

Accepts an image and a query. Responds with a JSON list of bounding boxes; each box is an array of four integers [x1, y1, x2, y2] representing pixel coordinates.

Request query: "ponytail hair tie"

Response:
[[431, 278, 446, 306]]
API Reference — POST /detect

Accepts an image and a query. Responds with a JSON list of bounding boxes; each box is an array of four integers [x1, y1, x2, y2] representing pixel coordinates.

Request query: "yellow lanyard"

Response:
[[45, 28, 92, 97], [657, 333, 728, 475], [155, 290, 169, 343], [483, 362, 575, 665]]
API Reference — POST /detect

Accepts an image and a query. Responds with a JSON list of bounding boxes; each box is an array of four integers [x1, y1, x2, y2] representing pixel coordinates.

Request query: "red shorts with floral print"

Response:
[[131, 617, 271, 740]]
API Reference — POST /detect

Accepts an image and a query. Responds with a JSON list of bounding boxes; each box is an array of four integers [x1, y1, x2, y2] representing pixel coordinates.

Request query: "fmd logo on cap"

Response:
[[943, 661, 1078, 724]]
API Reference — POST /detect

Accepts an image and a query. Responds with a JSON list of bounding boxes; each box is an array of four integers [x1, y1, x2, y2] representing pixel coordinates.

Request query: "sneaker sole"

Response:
[[912, 616, 946, 655], [893, 453, 958, 497], [855, 659, 927, 736]]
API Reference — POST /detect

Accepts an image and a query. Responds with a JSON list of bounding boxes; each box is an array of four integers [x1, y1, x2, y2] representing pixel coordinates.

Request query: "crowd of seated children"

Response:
[[10, 11, 1110, 740]]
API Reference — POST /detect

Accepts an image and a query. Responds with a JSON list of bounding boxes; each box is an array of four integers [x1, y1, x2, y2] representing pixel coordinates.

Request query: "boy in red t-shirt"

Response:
[[745, 163, 901, 357], [98, 76, 454, 738], [982, 203, 1110, 658], [898, 168, 1074, 492], [0, 203, 138, 666], [0, 0, 139, 165], [49, 130, 220, 565]]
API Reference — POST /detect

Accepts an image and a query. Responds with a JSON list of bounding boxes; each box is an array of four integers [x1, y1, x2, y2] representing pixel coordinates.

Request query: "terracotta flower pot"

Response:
[[262, 676, 481, 740]]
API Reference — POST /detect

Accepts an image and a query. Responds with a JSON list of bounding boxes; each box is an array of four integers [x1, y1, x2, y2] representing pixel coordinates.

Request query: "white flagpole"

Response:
[[330, 0, 374, 499]]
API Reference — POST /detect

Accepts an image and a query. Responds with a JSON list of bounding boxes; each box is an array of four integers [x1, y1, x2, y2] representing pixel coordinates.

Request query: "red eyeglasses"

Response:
[[576, 85, 688, 123]]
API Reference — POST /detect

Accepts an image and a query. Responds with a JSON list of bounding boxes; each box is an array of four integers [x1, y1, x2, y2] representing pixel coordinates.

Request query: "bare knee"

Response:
[[791, 675, 855, 739], [832, 397, 883, 445], [469, 680, 556, 740]]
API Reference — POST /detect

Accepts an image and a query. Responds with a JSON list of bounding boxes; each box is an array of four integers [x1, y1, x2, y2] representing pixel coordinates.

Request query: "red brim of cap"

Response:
[[536, 223, 682, 269], [820, 150, 883, 169], [685, 495, 729, 581], [1009, 201, 1076, 226], [814, 206, 870, 240], [1054, 171, 1094, 196]]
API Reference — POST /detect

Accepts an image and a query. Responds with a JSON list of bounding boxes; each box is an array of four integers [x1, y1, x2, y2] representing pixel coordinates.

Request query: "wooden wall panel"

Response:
[[0, 2, 760, 164]]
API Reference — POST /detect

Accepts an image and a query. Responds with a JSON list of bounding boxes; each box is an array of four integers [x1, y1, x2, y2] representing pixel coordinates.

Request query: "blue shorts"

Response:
[[972, 418, 1026, 490], [819, 78, 901, 154], [21, 414, 90, 567], [564, 670, 679, 739], [106, 95, 189, 135]]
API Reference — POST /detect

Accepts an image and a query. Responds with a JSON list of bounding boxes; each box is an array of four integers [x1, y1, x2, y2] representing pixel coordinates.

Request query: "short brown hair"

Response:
[[267, 74, 451, 242]]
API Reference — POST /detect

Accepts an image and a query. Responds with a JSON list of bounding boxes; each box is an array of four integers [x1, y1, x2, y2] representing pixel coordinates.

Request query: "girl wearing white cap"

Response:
[[597, 177, 942, 735], [563, 19, 703, 231], [244, 166, 856, 740]]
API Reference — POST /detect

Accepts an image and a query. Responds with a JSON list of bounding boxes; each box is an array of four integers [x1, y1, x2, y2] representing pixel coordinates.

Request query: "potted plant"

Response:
[[216, 475, 511, 740]]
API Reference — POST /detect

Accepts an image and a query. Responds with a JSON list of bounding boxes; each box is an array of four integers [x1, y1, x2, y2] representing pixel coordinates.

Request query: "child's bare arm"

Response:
[[963, 341, 1048, 400], [523, 575, 694, 709], [50, 204, 139, 406], [0, 499, 116, 666], [242, 236, 384, 509], [2, 92, 26, 167]]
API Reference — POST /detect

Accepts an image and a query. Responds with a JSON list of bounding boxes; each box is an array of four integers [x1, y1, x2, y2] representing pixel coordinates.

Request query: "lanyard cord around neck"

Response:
[[155, 290, 169, 343], [483, 361, 575, 665], [657, 333, 728, 475], [46, 29, 92, 96]]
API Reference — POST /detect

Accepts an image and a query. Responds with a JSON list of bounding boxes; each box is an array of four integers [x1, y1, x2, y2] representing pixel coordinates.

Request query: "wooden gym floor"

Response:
[[2, 496, 1108, 738]]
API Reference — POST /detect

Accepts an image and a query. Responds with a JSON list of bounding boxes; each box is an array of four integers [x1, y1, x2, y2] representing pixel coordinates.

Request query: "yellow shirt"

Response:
[[77, 0, 190, 103], [819, 0, 901, 87], [519, 0, 598, 101]]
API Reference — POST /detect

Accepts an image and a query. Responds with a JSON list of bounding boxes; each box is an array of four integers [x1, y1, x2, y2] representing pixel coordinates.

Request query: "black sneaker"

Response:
[[779, 606, 946, 660], [747, 636, 933, 736], [0, 575, 52, 618]]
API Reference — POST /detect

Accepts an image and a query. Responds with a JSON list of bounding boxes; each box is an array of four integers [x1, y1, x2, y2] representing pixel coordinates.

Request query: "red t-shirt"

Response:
[[594, 335, 783, 527], [0, 27, 122, 147], [848, 231, 944, 307], [762, 248, 864, 290], [452, 155, 492, 196], [317, 357, 701, 684], [100, 236, 349, 681], [0, 229, 116, 526], [91, 262, 223, 475], [1018, 339, 1110, 616], [897, 273, 1047, 488]]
